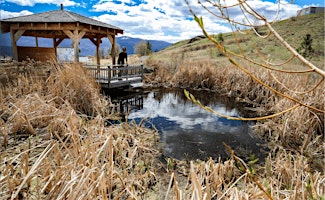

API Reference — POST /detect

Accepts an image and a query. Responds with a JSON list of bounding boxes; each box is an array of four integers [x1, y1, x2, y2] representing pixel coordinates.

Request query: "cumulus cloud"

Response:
[[128, 92, 241, 131], [91, 0, 304, 42], [4, 0, 79, 7], [0, 9, 33, 19], [91, 0, 232, 42], [1, 0, 317, 43]]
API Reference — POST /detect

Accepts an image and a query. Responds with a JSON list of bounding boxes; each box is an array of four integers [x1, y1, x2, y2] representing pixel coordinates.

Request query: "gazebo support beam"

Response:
[[54, 37, 65, 47], [10, 29, 25, 61], [63, 29, 86, 62], [107, 35, 116, 65], [89, 37, 101, 66], [35, 36, 39, 48], [53, 37, 65, 61]]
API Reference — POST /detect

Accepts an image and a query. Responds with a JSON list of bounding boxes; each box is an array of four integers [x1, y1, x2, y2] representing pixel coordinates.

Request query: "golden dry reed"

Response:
[[0, 61, 324, 199]]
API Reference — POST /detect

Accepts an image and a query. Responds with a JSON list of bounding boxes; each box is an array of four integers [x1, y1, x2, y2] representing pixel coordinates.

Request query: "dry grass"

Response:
[[0, 61, 324, 199], [144, 44, 324, 198], [0, 62, 161, 199], [146, 57, 324, 167]]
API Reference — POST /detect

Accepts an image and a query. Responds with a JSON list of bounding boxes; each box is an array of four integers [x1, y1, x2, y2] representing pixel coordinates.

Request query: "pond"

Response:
[[108, 88, 268, 162]]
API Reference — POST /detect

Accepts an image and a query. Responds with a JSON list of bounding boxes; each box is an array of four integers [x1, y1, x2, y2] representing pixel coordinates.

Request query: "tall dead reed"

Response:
[[0, 61, 161, 199], [1, 60, 324, 199], [47, 63, 110, 117], [144, 57, 324, 198]]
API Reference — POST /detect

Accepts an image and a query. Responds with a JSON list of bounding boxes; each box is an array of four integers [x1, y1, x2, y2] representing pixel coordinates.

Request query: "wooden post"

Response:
[[108, 34, 116, 65], [112, 35, 116, 65], [35, 36, 39, 47], [10, 30, 18, 61], [10, 29, 25, 61], [108, 67, 111, 87], [73, 38, 79, 63], [54, 37, 64, 62], [89, 37, 101, 74], [141, 64, 144, 81], [96, 37, 101, 66], [63, 29, 85, 63]]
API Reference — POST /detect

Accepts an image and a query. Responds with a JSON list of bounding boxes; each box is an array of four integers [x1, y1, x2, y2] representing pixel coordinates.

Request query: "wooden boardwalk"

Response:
[[84, 64, 144, 89]]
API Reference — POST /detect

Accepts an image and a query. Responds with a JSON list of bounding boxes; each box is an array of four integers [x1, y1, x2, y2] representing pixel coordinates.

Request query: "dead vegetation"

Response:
[[142, 10, 325, 196], [0, 3, 324, 199], [0, 61, 323, 199]]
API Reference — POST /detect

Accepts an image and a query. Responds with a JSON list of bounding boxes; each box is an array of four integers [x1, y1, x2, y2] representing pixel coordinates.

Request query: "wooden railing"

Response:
[[84, 64, 144, 88]]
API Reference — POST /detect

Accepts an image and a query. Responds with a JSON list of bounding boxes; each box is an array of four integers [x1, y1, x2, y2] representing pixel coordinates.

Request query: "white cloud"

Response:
[[91, 0, 303, 43], [4, 0, 79, 7], [91, 0, 230, 43], [1, 0, 311, 43], [0, 9, 33, 19], [128, 92, 241, 131]]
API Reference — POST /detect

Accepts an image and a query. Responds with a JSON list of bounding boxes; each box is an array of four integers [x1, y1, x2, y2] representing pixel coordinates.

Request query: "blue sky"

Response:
[[0, 0, 324, 43]]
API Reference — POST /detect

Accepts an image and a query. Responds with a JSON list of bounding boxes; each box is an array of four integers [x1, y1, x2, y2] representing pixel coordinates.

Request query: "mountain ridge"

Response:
[[0, 33, 172, 57]]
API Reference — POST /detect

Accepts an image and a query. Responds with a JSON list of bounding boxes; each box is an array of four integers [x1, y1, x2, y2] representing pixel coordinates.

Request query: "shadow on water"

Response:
[[105, 88, 268, 162]]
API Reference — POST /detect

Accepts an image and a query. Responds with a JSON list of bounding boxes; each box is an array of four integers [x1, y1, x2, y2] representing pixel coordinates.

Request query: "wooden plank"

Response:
[[17, 46, 55, 62], [109, 78, 142, 88]]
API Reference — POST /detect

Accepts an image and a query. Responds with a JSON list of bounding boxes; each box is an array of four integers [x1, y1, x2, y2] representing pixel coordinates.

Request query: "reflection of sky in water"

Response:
[[127, 91, 267, 161], [128, 92, 242, 132]]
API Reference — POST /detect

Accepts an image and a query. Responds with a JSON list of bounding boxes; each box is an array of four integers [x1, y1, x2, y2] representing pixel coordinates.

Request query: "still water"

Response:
[[109, 88, 267, 161]]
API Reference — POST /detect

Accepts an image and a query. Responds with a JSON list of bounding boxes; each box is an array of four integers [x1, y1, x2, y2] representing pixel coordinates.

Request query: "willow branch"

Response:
[[227, 50, 315, 74], [239, 4, 273, 39], [196, 1, 314, 73], [197, 0, 252, 27], [205, 0, 245, 9], [186, 0, 325, 115], [265, 22, 325, 77], [188, 11, 324, 114], [241, 1, 325, 77], [269, 70, 324, 95], [265, 55, 296, 66], [211, 37, 323, 112]]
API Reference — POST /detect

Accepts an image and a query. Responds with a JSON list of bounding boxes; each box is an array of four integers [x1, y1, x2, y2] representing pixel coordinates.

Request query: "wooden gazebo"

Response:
[[0, 4, 123, 64]]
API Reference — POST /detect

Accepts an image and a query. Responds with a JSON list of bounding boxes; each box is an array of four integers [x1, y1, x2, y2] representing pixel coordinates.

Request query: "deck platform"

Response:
[[84, 64, 144, 89]]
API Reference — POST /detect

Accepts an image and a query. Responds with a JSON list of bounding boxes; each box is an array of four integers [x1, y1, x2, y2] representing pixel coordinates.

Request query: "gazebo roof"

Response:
[[1, 8, 123, 35], [1, 5, 122, 63]]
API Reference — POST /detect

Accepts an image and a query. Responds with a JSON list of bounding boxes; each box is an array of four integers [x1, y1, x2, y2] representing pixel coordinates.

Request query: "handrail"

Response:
[[84, 64, 144, 88]]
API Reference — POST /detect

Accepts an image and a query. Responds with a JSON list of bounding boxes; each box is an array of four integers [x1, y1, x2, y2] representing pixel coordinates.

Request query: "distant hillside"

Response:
[[151, 13, 324, 69], [0, 33, 172, 57], [116, 36, 172, 54]]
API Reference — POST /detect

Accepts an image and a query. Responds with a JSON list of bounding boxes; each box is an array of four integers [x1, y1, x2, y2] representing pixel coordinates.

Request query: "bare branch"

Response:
[[185, 0, 325, 118]]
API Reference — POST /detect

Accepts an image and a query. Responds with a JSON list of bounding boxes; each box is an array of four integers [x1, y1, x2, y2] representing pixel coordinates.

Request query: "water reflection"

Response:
[[110, 88, 267, 161]]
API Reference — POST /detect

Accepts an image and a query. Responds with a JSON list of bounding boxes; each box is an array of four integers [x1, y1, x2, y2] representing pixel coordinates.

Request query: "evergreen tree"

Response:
[[217, 33, 224, 43], [297, 34, 314, 58], [146, 41, 152, 53]]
